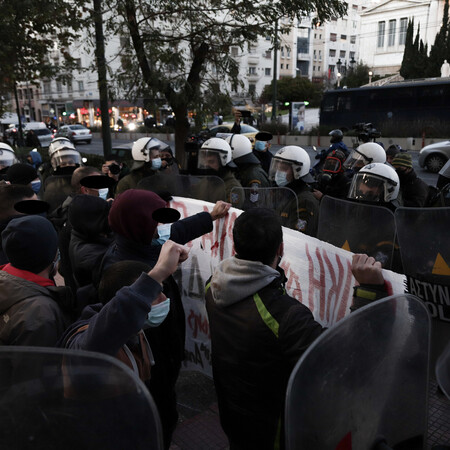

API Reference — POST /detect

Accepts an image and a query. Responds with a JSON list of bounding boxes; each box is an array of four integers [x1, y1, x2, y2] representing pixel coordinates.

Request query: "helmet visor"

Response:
[[51, 150, 81, 169], [348, 173, 386, 202], [198, 149, 222, 170], [268, 157, 294, 181], [0, 151, 17, 168], [49, 139, 75, 156], [323, 157, 342, 174], [344, 149, 370, 171]]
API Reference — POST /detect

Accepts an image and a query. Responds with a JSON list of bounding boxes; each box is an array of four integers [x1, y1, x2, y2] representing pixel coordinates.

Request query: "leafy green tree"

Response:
[[400, 19, 416, 78], [260, 76, 322, 107], [0, 0, 86, 138], [105, 0, 347, 167], [427, 0, 449, 77], [341, 62, 371, 87]]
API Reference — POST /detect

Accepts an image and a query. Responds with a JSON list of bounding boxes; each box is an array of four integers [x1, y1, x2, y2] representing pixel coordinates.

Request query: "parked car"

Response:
[[56, 124, 92, 144], [31, 128, 54, 147], [208, 123, 259, 143], [419, 140, 450, 173]]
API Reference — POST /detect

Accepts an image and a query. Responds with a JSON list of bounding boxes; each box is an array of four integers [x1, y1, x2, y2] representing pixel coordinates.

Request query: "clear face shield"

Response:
[[348, 173, 388, 202], [323, 156, 343, 174], [49, 139, 75, 157], [344, 149, 370, 172], [51, 150, 82, 170], [197, 149, 222, 171], [269, 158, 295, 187]]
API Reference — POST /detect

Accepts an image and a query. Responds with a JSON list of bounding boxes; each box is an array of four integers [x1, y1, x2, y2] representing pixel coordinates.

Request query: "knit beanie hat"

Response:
[[109, 189, 179, 244], [392, 152, 413, 169], [6, 163, 38, 185], [2, 215, 58, 273]]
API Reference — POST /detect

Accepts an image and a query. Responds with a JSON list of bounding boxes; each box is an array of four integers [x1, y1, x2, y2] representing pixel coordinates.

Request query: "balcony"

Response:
[[297, 52, 310, 61], [248, 55, 260, 65], [246, 73, 260, 81]]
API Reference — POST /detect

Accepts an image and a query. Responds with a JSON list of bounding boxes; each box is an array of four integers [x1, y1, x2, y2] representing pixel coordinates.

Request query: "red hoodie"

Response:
[[1, 263, 55, 287]]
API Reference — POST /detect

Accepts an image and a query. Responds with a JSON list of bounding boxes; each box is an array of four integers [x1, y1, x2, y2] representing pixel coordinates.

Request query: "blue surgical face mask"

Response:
[[144, 298, 171, 328], [98, 188, 109, 200], [152, 223, 172, 246], [31, 180, 41, 194], [275, 170, 289, 187], [152, 158, 162, 170], [255, 141, 266, 152]]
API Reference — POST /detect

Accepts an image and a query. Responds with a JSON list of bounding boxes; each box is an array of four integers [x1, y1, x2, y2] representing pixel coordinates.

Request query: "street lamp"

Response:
[[336, 58, 342, 74], [368, 70, 373, 85], [349, 56, 356, 72], [337, 72, 341, 88]]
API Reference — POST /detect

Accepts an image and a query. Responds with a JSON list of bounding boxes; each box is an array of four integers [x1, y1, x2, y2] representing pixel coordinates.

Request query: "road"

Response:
[[78, 138, 439, 186]]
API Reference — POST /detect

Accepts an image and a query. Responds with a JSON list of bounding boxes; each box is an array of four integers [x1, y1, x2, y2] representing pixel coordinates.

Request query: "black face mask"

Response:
[[162, 158, 173, 166]]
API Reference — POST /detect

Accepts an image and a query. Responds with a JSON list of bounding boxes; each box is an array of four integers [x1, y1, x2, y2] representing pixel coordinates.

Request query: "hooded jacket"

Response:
[[69, 195, 112, 288], [0, 270, 73, 346], [205, 256, 323, 449]]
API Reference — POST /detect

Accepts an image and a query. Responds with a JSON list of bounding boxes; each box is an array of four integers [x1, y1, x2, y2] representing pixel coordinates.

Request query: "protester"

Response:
[[0, 215, 73, 346]]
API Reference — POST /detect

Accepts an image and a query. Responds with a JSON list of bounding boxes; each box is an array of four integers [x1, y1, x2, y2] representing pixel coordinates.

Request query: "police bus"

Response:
[[319, 78, 450, 136]]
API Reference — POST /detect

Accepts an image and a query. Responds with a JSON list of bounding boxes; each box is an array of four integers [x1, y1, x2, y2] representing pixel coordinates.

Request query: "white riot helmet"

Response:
[[225, 134, 259, 165], [348, 162, 400, 203], [50, 148, 82, 170], [198, 137, 234, 170], [269, 145, 314, 186], [48, 137, 76, 158], [344, 142, 386, 172], [131, 137, 168, 162], [0, 143, 18, 169]]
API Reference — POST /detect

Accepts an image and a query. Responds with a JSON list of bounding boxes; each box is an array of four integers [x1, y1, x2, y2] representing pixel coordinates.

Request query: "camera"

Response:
[[108, 163, 121, 175], [353, 123, 381, 143]]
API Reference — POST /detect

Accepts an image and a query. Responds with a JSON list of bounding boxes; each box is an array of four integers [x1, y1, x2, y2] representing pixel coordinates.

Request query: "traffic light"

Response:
[[304, 101, 310, 106], [284, 102, 290, 106]]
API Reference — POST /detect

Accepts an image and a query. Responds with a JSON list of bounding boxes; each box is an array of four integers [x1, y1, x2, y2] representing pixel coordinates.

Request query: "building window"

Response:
[[67, 80, 73, 93], [350, 51, 355, 60], [265, 35, 271, 40], [319, 34, 322, 39], [78, 81, 84, 92], [329, 65, 335, 73], [313, 49, 317, 60], [340, 50, 346, 58], [43, 82, 51, 95], [352, 4, 358, 11], [265, 68, 271, 76], [248, 66, 256, 75], [319, 50, 322, 60], [313, 65, 316, 72], [76, 58, 82, 69], [314, 33, 317, 39], [249, 84, 256, 94], [388, 20, 396, 46], [330, 33, 337, 42], [286, 64, 289, 69], [350, 35, 356, 44], [231, 47, 239, 57], [317, 66, 320, 72], [280, 64, 284, 69], [353, 20, 357, 29], [281, 46, 285, 57], [341, 34, 347, 40], [399, 18, 408, 45], [265, 50, 271, 59], [329, 49, 336, 57], [56, 81, 62, 93], [287, 49, 291, 57], [18, 90, 23, 99], [378, 21, 385, 48]]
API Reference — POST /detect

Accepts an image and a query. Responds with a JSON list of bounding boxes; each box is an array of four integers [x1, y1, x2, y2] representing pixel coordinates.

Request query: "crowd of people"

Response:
[[0, 130, 448, 449]]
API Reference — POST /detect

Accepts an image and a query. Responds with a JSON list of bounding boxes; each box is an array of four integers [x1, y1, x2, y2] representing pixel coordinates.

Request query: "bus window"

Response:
[[336, 95, 352, 111], [322, 95, 336, 112], [394, 88, 415, 109]]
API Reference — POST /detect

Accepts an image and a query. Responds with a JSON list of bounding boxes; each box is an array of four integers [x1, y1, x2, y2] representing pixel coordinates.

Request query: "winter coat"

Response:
[[205, 257, 323, 449], [0, 270, 72, 346]]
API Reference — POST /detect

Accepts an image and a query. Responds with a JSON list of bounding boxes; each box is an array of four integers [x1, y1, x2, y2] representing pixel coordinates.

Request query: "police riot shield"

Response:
[[230, 186, 299, 229], [436, 340, 450, 400], [0, 347, 163, 450], [285, 295, 430, 450], [43, 174, 73, 212], [395, 207, 450, 365], [138, 173, 226, 203], [318, 196, 397, 270]]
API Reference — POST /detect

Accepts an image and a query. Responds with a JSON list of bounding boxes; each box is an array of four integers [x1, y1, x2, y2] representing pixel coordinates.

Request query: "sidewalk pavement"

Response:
[[170, 371, 228, 450]]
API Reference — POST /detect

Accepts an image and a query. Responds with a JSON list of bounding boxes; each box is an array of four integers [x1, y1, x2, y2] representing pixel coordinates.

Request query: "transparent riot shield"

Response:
[[230, 186, 300, 229], [43, 175, 73, 212], [0, 347, 163, 450], [137, 173, 226, 203], [318, 196, 397, 270], [395, 207, 450, 365], [285, 295, 430, 450], [436, 340, 450, 400]]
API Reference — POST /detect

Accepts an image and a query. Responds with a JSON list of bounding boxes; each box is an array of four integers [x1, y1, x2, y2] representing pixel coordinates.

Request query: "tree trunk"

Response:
[[173, 104, 190, 170]]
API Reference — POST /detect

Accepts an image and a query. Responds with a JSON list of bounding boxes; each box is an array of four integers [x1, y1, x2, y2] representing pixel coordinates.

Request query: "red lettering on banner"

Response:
[[282, 261, 303, 303], [187, 309, 210, 338], [336, 257, 353, 321], [171, 200, 189, 219], [305, 244, 326, 320], [322, 250, 342, 323]]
